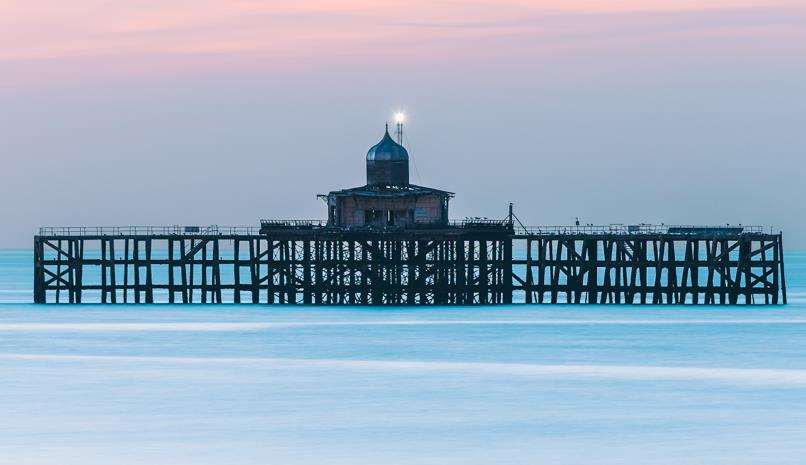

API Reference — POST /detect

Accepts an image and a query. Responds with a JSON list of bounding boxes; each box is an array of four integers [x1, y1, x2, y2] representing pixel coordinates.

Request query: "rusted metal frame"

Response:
[[548, 239, 559, 304], [43, 239, 75, 261], [778, 233, 787, 305], [759, 239, 770, 304], [537, 238, 546, 303], [145, 239, 154, 304], [33, 238, 46, 303], [679, 240, 692, 304], [652, 240, 663, 304], [302, 240, 312, 304], [249, 239, 259, 303], [200, 239, 209, 303], [132, 239, 142, 303], [466, 239, 477, 304], [123, 238, 130, 303], [614, 239, 625, 304], [100, 239, 108, 303], [348, 240, 356, 305], [624, 239, 639, 304], [582, 238, 597, 304], [738, 237, 753, 304], [665, 240, 677, 304], [42, 267, 72, 287], [600, 239, 614, 304], [267, 237, 278, 303], [182, 239, 208, 261], [749, 240, 777, 258], [455, 239, 466, 304], [704, 240, 716, 304], [31, 232, 786, 306], [373, 240, 386, 304], [522, 238, 533, 304], [232, 239, 241, 303], [181, 239, 190, 303], [213, 239, 223, 303], [360, 241, 369, 304], [167, 239, 175, 303]]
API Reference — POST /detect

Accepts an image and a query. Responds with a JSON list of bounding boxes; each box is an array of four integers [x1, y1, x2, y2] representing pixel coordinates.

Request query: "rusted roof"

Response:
[[325, 183, 454, 198]]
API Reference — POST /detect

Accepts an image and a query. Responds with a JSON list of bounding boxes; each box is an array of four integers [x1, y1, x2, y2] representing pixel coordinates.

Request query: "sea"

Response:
[[1, 249, 805, 465]]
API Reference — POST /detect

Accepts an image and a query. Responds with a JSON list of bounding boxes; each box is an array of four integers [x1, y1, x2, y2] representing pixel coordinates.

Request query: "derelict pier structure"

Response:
[[33, 123, 787, 305]]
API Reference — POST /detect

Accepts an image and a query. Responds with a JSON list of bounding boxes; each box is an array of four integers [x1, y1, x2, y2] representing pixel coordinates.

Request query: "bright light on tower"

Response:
[[394, 112, 406, 124]]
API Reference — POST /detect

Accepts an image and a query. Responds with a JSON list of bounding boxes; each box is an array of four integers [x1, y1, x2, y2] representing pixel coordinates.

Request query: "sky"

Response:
[[1, 0, 805, 247]]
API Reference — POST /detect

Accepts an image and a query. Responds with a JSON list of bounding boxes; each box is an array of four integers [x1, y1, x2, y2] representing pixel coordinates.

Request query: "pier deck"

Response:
[[33, 223, 786, 305]]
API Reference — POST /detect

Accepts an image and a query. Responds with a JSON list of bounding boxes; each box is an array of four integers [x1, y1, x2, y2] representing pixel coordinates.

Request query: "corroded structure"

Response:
[[34, 224, 785, 305], [32, 123, 787, 305], [514, 228, 786, 305], [322, 126, 452, 228]]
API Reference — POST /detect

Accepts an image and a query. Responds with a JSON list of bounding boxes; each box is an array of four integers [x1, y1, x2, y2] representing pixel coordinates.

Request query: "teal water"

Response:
[[0, 250, 804, 465]]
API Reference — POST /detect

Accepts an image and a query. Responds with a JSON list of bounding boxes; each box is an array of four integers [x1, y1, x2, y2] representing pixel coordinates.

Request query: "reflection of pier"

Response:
[[34, 222, 786, 305]]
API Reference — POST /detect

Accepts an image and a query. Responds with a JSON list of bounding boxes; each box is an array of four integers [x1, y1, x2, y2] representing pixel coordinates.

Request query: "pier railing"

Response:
[[37, 225, 260, 236], [514, 224, 767, 236], [33, 222, 785, 305], [38, 223, 771, 237]]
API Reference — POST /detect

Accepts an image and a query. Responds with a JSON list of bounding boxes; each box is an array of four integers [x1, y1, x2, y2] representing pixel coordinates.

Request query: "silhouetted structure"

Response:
[[33, 125, 787, 305], [322, 126, 452, 228]]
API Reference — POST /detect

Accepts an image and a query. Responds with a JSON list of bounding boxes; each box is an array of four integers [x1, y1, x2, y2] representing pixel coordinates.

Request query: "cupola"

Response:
[[366, 125, 409, 186]]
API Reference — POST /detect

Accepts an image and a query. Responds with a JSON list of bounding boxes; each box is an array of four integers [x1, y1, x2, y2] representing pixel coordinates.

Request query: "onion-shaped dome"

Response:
[[367, 127, 409, 162], [366, 126, 409, 185]]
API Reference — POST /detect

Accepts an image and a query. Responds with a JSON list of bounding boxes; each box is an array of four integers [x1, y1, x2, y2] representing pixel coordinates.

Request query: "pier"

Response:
[[33, 222, 786, 305], [31, 123, 787, 305]]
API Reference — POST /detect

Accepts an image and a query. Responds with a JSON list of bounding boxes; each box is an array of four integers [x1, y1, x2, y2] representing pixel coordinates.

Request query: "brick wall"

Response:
[[335, 194, 445, 226]]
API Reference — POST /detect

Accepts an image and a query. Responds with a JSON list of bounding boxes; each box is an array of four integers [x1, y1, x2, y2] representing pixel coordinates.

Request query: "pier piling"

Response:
[[33, 224, 786, 305]]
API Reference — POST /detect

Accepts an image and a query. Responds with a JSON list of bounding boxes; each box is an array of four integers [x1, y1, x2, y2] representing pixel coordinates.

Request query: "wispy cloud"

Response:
[[0, 0, 803, 84]]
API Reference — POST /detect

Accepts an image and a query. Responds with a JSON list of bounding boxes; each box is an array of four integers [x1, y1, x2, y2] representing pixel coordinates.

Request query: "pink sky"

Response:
[[2, 0, 804, 86]]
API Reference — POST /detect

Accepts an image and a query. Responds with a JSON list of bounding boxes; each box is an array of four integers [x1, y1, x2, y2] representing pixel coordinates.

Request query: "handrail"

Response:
[[37, 222, 774, 236], [515, 224, 769, 235], [37, 225, 259, 236], [259, 219, 328, 228]]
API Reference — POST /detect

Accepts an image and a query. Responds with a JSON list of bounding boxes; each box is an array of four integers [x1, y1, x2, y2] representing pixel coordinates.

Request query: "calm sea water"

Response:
[[1, 250, 805, 465]]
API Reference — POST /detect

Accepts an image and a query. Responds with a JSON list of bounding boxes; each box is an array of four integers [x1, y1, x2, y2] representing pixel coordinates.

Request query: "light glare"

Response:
[[394, 112, 406, 124]]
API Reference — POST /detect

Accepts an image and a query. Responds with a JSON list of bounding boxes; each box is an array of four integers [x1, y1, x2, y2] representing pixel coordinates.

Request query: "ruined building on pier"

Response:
[[34, 123, 787, 305], [322, 125, 452, 228]]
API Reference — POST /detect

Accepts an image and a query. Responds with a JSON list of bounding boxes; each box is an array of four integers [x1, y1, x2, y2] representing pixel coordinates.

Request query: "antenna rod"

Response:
[[508, 202, 514, 226], [393, 112, 405, 145]]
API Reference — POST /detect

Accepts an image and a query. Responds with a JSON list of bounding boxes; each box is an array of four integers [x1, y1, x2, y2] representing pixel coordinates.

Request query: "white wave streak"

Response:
[[2, 354, 806, 385], [0, 319, 806, 332], [0, 323, 282, 331]]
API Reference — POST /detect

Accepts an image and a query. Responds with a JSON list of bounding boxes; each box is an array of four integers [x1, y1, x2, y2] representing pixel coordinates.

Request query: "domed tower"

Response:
[[366, 124, 409, 186], [322, 120, 453, 228]]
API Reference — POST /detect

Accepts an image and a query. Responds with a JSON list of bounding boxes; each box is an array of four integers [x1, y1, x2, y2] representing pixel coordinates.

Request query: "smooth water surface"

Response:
[[1, 250, 805, 465]]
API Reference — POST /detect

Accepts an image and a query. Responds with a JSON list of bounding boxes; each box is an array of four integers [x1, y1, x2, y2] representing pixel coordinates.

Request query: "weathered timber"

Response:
[[33, 229, 785, 305]]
